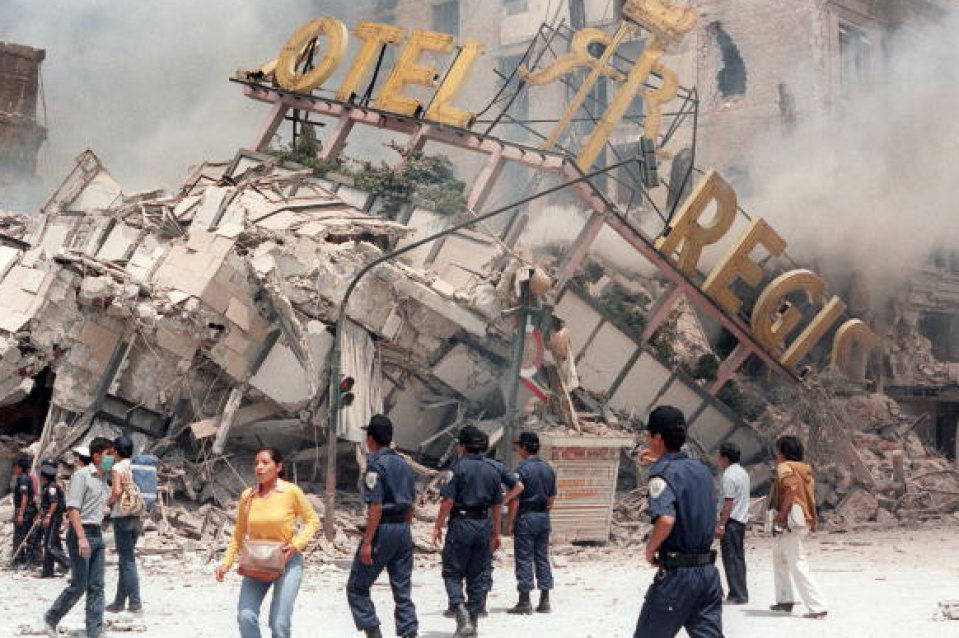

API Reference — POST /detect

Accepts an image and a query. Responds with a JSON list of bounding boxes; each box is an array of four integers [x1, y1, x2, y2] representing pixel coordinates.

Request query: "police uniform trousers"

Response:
[[42, 512, 70, 577], [633, 564, 723, 638], [12, 506, 37, 565], [442, 517, 493, 614], [347, 522, 418, 636], [514, 511, 553, 592]]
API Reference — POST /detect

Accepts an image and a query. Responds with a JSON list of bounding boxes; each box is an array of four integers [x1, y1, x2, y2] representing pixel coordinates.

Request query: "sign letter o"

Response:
[[275, 17, 348, 93]]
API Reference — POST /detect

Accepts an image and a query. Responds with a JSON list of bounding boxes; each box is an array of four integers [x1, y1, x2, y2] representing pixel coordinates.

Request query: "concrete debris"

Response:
[[0, 146, 650, 550]]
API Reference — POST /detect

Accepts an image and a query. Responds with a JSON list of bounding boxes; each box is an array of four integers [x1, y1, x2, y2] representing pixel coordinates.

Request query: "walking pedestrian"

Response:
[[346, 415, 419, 638], [38, 460, 70, 578], [715, 441, 749, 604], [632, 405, 723, 638], [11, 455, 38, 568], [442, 451, 522, 619], [43, 437, 115, 638], [432, 426, 503, 637], [768, 435, 828, 619], [106, 436, 144, 614], [215, 447, 319, 638], [506, 431, 556, 615]]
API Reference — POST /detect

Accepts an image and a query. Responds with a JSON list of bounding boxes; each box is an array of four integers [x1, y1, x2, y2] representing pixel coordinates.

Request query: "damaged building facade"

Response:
[[0, 42, 46, 205]]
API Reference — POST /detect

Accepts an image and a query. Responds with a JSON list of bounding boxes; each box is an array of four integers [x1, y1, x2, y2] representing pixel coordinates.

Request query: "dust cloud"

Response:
[[740, 10, 959, 296], [1, 0, 356, 207]]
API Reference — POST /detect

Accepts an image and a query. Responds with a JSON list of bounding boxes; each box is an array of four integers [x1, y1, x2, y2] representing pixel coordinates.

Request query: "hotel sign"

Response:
[[254, 0, 876, 375]]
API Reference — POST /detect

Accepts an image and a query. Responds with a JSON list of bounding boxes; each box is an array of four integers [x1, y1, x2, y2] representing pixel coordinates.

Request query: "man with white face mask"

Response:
[[43, 437, 114, 638]]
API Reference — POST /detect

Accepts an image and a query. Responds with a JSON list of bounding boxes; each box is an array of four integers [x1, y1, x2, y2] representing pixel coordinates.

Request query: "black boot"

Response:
[[507, 591, 533, 615], [469, 612, 479, 636], [537, 589, 551, 613], [453, 603, 474, 638], [105, 601, 125, 614], [443, 605, 456, 618], [364, 628, 383, 638]]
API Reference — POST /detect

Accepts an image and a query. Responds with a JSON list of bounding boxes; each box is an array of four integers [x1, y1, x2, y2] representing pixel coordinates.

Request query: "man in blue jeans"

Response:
[[106, 436, 144, 614], [44, 437, 115, 638]]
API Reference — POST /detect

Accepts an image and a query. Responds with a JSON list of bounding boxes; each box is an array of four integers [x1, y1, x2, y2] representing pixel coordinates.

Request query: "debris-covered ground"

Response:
[[4, 524, 959, 637]]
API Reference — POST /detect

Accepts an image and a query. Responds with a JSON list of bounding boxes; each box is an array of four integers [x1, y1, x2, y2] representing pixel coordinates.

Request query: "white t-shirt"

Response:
[[111, 459, 131, 518], [721, 463, 750, 524]]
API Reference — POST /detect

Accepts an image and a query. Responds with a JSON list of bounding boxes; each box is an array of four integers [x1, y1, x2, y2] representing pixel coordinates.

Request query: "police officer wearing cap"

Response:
[[506, 431, 556, 615], [443, 447, 522, 619], [432, 425, 503, 637], [633, 405, 723, 638], [39, 459, 69, 578], [11, 455, 38, 568], [347, 415, 419, 638]]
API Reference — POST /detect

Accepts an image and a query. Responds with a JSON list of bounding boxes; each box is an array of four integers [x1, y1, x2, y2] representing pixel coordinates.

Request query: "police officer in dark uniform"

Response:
[[347, 415, 419, 638], [39, 459, 69, 578], [633, 405, 723, 638], [432, 426, 503, 637], [11, 455, 37, 568], [506, 431, 556, 615], [443, 450, 522, 619]]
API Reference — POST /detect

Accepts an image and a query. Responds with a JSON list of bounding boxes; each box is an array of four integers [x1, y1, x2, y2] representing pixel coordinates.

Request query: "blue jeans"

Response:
[[112, 516, 143, 609], [46, 527, 106, 638], [238, 552, 303, 638]]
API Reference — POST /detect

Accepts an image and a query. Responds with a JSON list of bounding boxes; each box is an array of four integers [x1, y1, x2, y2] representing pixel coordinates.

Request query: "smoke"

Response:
[[1, 0, 357, 207], [740, 10, 959, 299]]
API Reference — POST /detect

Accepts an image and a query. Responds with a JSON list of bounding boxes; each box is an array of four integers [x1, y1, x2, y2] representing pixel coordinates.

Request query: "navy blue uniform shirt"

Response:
[[484, 457, 520, 490], [647, 451, 716, 554], [516, 456, 557, 509], [15, 474, 34, 506], [40, 481, 64, 515], [363, 448, 415, 516], [440, 453, 503, 508]]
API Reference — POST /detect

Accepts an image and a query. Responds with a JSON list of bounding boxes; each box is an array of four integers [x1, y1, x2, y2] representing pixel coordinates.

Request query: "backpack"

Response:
[[117, 455, 158, 516], [130, 455, 158, 511]]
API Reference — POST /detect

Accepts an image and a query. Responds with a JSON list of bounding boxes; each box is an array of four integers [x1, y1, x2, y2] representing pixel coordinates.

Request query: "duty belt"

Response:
[[450, 507, 489, 520], [380, 509, 410, 524], [658, 550, 716, 569], [518, 504, 548, 515]]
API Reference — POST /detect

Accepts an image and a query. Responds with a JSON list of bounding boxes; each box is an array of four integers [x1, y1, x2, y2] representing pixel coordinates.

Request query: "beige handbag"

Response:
[[236, 491, 287, 582], [117, 465, 145, 517]]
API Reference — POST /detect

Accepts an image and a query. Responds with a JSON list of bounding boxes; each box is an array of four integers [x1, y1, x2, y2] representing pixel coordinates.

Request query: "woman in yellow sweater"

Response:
[[215, 447, 319, 638]]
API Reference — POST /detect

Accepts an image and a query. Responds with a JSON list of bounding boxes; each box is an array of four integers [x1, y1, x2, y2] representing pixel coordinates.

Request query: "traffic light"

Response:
[[339, 376, 355, 408]]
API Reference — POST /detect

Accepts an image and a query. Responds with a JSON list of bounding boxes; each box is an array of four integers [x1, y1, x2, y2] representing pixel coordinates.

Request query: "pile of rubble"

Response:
[[0, 147, 651, 557]]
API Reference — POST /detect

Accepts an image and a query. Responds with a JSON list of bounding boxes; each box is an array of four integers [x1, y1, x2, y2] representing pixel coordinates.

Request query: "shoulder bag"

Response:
[[236, 489, 287, 582], [118, 463, 145, 517]]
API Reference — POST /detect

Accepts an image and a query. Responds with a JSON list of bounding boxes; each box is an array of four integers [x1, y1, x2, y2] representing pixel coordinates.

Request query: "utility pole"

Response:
[[501, 279, 533, 469]]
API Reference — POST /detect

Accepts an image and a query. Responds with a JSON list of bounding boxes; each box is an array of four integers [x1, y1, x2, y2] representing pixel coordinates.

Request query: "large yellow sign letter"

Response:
[[334, 22, 404, 102], [655, 170, 738, 275], [703, 218, 787, 316], [275, 17, 348, 93], [424, 40, 483, 128], [375, 30, 454, 116]]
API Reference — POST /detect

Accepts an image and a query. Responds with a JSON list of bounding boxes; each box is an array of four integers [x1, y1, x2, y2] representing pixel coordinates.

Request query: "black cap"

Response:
[[362, 414, 393, 446], [15, 456, 30, 471], [514, 431, 540, 448], [40, 462, 57, 478], [458, 425, 488, 450]]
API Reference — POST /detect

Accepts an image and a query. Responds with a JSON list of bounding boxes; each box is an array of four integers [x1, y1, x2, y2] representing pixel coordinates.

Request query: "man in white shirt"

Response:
[[715, 441, 750, 604]]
